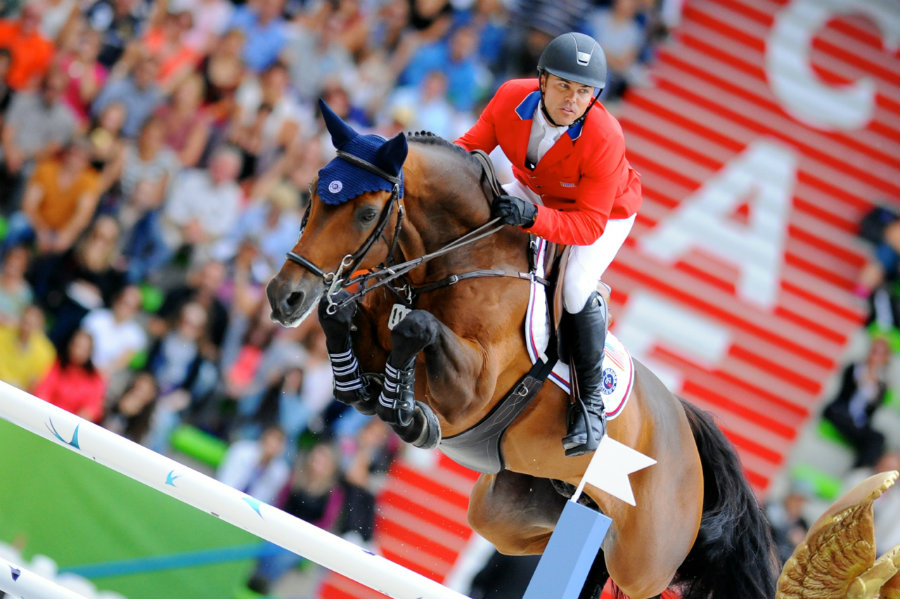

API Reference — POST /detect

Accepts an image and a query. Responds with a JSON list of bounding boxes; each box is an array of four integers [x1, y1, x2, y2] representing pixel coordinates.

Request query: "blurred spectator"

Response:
[[84, 0, 146, 68], [196, 27, 245, 125], [141, 5, 200, 93], [87, 101, 127, 188], [225, 179, 303, 278], [0, 49, 14, 119], [34, 327, 107, 422], [587, 0, 647, 101], [857, 206, 900, 320], [58, 25, 108, 126], [81, 283, 147, 379], [502, 0, 590, 80], [233, 61, 305, 171], [407, 0, 453, 44], [452, 0, 509, 73], [868, 281, 900, 333], [0, 303, 56, 391], [4, 138, 100, 256], [766, 479, 812, 565], [103, 370, 158, 442], [337, 417, 396, 545], [29, 214, 126, 349], [245, 439, 343, 594], [0, 1, 55, 91], [148, 259, 229, 353], [101, 115, 179, 214], [399, 24, 490, 112], [0, 243, 34, 325], [822, 337, 892, 469], [231, 101, 273, 181], [281, 13, 355, 104], [37, 0, 78, 42], [181, 0, 234, 54], [227, 0, 289, 73], [0, 65, 75, 212], [160, 144, 242, 265], [154, 73, 211, 167], [117, 179, 171, 283], [144, 300, 218, 452], [234, 365, 309, 453], [383, 70, 457, 138], [92, 53, 163, 138], [217, 424, 291, 504]]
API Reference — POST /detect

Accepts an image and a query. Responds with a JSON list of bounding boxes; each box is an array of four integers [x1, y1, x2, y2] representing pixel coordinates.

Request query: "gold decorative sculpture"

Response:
[[776, 470, 900, 599]]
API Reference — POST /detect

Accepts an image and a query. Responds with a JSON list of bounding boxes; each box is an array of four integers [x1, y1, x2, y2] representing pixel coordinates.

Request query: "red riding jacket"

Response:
[[456, 78, 641, 245]]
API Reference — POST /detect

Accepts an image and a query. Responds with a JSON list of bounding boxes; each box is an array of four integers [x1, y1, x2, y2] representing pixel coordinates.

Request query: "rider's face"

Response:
[[540, 74, 596, 126]]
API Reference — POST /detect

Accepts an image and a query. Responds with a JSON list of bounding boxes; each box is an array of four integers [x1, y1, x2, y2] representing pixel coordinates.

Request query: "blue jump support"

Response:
[[523, 500, 611, 599]]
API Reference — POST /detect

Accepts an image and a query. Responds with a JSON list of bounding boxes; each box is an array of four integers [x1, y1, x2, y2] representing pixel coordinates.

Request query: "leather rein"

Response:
[[284, 149, 546, 315]]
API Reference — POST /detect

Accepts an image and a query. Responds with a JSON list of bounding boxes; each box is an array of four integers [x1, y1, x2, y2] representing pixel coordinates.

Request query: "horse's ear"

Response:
[[375, 132, 408, 176], [319, 98, 358, 149]]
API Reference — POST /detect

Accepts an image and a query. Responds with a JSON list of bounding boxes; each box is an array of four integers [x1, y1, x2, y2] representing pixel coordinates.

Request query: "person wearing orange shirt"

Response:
[[0, 2, 55, 91], [3, 139, 100, 255], [456, 32, 642, 456]]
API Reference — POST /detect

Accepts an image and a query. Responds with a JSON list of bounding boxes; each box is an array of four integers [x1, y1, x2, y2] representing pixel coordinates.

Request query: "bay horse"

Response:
[[266, 104, 777, 599]]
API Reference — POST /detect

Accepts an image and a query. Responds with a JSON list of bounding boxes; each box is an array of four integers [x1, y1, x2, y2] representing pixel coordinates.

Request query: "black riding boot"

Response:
[[562, 291, 609, 457]]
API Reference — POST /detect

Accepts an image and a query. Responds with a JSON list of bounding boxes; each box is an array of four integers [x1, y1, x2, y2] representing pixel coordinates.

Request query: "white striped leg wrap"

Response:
[[379, 363, 402, 408], [329, 348, 363, 392]]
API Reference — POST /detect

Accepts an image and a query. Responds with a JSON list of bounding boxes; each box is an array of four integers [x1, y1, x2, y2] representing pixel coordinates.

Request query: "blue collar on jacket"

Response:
[[514, 90, 585, 141]]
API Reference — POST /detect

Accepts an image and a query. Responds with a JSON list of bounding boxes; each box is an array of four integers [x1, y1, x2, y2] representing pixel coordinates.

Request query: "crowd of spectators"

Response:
[[0, 0, 674, 594], [767, 202, 900, 568]]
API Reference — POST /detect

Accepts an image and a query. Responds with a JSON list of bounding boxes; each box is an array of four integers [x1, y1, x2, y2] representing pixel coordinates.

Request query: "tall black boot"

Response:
[[562, 291, 609, 457]]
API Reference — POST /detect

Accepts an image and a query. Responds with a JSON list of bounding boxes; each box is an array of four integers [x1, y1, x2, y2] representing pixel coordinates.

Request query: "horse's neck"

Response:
[[397, 147, 518, 279]]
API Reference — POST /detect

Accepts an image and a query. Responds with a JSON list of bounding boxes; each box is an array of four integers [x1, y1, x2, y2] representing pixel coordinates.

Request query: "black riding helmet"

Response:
[[536, 32, 607, 127], [537, 32, 607, 91]]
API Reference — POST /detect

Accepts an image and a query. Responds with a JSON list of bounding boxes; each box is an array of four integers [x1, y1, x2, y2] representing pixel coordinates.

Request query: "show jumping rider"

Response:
[[456, 32, 642, 457]]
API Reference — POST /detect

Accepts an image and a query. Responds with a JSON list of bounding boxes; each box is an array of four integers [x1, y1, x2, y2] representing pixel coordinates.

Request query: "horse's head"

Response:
[[266, 100, 408, 327]]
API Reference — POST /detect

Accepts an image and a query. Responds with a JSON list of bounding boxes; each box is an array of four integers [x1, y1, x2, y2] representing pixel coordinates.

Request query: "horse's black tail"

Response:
[[676, 399, 779, 599]]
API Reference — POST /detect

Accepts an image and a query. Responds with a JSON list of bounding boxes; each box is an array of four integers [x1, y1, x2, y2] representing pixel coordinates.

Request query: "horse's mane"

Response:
[[406, 130, 481, 169]]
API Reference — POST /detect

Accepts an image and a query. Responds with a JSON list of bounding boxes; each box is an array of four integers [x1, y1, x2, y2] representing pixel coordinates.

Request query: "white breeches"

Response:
[[503, 180, 635, 313]]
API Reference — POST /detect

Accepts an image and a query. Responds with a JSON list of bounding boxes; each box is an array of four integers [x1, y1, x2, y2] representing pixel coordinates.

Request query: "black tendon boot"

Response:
[[377, 357, 416, 427], [562, 291, 609, 457]]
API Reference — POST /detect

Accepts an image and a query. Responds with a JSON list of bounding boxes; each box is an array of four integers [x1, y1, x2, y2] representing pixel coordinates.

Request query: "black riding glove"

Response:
[[491, 195, 537, 228]]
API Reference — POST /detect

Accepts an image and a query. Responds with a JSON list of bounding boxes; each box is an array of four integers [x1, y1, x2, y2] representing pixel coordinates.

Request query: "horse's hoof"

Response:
[[393, 310, 440, 350], [392, 401, 441, 449]]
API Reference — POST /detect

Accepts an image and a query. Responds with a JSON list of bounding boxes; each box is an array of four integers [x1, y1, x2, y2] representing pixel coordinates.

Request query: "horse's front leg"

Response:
[[376, 309, 442, 448], [317, 292, 378, 415]]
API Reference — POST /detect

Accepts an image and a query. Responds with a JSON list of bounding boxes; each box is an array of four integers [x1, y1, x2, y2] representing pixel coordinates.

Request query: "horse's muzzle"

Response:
[[266, 277, 312, 327]]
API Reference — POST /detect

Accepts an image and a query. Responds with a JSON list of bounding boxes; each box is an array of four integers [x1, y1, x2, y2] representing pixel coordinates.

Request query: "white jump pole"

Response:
[[0, 555, 89, 599], [0, 381, 470, 599]]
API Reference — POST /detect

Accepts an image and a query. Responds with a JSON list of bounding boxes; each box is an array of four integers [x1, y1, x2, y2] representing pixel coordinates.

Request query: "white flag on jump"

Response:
[[572, 436, 657, 506]]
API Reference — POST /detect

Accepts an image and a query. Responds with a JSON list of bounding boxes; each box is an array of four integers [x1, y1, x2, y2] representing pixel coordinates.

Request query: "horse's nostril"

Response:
[[286, 291, 304, 308]]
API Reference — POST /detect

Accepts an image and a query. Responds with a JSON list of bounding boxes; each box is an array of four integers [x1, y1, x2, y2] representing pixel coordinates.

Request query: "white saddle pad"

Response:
[[524, 238, 635, 420]]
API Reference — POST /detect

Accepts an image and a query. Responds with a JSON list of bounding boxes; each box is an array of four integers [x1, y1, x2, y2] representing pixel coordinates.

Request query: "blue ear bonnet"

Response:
[[317, 100, 407, 206]]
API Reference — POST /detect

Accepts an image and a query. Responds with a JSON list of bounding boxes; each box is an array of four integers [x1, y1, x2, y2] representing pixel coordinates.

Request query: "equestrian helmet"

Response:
[[537, 32, 607, 91]]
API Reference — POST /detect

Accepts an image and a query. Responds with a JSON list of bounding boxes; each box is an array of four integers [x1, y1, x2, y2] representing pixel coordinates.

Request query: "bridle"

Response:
[[285, 149, 538, 316]]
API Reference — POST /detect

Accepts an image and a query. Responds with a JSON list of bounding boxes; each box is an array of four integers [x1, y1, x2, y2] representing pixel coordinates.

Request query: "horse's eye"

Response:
[[357, 206, 379, 226]]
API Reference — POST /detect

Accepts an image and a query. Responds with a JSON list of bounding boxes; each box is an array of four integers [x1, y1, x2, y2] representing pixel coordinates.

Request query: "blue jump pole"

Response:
[[522, 500, 611, 599]]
